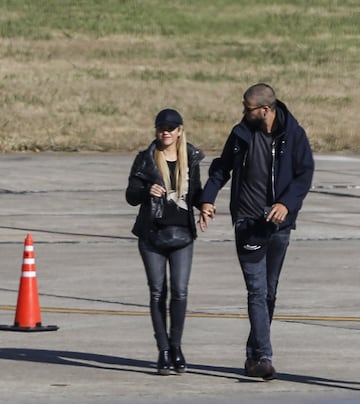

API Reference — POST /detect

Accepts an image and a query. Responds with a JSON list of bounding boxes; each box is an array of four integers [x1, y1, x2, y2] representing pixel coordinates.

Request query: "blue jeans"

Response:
[[235, 226, 290, 360], [138, 238, 194, 351]]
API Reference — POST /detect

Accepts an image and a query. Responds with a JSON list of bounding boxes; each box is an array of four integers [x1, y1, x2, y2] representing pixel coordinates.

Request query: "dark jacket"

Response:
[[201, 100, 314, 229], [126, 141, 205, 239]]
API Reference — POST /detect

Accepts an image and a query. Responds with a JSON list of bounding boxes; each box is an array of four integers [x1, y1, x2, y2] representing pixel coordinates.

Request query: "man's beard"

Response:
[[245, 117, 264, 131]]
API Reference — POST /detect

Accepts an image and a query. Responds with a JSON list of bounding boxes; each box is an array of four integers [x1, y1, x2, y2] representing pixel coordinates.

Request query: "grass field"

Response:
[[0, 0, 359, 153]]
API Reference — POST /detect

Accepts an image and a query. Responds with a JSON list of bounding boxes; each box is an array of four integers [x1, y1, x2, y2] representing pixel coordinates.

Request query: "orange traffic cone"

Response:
[[0, 233, 58, 332]]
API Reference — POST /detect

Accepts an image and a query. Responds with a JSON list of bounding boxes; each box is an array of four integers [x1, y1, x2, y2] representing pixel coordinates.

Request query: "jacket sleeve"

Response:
[[201, 134, 234, 204], [190, 163, 203, 210], [125, 153, 151, 206], [277, 127, 314, 213]]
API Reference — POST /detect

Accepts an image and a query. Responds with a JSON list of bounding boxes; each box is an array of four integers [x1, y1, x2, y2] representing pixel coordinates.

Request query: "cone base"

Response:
[[0, 324, 59, 332]]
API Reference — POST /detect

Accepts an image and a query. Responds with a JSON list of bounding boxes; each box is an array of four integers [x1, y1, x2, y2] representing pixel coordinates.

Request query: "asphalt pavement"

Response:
[[0, 153, 359, 404]]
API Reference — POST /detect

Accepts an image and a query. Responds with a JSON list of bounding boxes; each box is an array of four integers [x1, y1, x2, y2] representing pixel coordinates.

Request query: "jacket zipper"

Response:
[[271, 139, 276, 202]]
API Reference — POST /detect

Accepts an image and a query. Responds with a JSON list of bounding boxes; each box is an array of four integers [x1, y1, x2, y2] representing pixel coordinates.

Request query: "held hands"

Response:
[[266, 203, 288, 224], [199, 203, 216, 232], [150, 184, 166, 198]]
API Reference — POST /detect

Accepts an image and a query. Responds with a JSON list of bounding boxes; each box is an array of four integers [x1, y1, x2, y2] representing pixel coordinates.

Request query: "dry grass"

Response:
[[0, 1, 359, 154]]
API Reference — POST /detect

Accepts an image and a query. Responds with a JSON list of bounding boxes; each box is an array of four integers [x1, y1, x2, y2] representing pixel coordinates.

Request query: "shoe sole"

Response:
[[174, 367, 187, 374], [157, 368, 171, 376], [245, 364, 276, 380], [262, 371, 277, 381]]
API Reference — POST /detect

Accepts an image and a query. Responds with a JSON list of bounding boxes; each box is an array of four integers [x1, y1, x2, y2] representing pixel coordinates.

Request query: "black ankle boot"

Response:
[[157, 350, 171, 375], [170, 346, 187, 373]]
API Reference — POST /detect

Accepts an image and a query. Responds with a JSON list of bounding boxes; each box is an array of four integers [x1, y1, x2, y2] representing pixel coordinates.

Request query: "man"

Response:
[[199, 83, 314, 380]]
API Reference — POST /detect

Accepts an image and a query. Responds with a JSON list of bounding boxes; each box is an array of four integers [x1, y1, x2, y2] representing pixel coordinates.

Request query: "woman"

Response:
[[126, 108, 204, 375]]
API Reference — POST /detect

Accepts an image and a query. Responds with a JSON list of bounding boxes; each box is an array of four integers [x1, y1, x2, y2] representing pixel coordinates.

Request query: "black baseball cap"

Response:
[[155, 109, 183, 128]]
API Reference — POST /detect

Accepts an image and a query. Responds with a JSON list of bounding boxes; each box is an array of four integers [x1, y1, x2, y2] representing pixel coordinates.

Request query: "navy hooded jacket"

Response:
[[201, 100, 314, 230]]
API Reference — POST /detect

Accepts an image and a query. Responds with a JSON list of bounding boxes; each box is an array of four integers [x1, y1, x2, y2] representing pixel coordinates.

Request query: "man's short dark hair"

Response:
[[244, 83, 276, 110]]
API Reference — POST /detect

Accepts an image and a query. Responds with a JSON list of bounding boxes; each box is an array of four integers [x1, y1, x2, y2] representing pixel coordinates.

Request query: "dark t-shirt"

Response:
[[236, 130, 273, 220]]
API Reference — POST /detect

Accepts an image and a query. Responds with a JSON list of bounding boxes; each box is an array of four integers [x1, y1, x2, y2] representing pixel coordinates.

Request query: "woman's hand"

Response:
[[150, 184, 166, 198], [198, 203, 216, 232]]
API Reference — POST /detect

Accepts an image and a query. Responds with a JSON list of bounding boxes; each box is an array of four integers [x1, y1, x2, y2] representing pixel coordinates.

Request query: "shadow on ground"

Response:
[[0, 348, 359, 391]]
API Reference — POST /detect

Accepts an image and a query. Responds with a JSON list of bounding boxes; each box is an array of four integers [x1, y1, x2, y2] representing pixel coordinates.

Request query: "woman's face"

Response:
[[156, 125, 181, 148]]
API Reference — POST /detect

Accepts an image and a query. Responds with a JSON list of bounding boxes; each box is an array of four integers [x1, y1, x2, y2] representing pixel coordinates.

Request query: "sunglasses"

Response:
[[156, 125, 178, 132], [243, 102, 275, 113], [242, 103, 265, 113]]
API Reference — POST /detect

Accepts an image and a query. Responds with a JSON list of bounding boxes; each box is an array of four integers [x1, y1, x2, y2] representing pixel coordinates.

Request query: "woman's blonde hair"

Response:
[[155, 125, 188, 199]]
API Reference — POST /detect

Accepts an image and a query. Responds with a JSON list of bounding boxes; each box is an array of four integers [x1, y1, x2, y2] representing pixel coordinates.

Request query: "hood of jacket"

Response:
[[232, 99, 290, 144]]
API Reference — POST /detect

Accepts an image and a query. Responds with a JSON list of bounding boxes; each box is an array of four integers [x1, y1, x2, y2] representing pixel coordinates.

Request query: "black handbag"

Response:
[[149, 225, 193, 250]]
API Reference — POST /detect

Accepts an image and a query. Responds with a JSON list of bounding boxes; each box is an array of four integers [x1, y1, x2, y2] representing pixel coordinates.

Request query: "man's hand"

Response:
[[199, 203, 216, 232], [266, 203, 288, 224]]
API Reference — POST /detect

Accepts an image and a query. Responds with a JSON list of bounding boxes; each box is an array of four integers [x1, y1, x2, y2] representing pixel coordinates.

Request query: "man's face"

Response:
[[242, 100, 265, 130]]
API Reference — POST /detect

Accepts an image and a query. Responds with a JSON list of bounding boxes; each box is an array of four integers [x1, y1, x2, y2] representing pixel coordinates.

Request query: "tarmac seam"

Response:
[[0, 305, 359, 322], [0, 226, 359, 243]]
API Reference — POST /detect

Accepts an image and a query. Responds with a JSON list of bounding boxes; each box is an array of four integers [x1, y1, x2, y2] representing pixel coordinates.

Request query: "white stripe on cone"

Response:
[[21, 271, 36, 278], [23, 258, 35, 265]]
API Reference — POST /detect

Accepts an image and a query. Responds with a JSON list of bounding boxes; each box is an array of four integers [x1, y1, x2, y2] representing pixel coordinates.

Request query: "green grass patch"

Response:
[[0, 0, 359, 153]]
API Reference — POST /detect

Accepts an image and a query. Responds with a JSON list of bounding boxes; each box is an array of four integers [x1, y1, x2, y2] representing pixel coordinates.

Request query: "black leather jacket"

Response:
[[126, 141, 204, 240]]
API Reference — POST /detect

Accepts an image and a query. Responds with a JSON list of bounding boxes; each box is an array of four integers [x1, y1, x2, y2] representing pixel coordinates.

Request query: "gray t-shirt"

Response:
[[236, 130, 273, 219]]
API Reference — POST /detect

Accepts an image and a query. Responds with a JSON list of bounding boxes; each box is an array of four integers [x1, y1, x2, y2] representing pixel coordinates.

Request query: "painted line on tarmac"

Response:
[[0, 305, 359, 322]]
